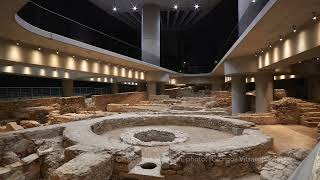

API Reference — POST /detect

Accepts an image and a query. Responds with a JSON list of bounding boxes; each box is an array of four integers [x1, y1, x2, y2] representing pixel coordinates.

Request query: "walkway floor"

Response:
[[257, 125, 318, 153]]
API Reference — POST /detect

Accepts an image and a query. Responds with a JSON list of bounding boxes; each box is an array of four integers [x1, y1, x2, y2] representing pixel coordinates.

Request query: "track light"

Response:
[[113, 6, 117, 12], [279, 36, 283, 41], [173, 4, 178, 10], [269, 43, 272, 48], [72, 56, 75, 58], [252, 0, 256, 2], [194, 4, 200, 10], [56, 50, 59, 54], [16, 42, 20, 46], [38, 47, 41, 51]]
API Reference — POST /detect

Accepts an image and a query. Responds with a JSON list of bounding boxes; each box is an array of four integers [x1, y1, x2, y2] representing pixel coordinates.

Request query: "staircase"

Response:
[[298, 101, 320, 127]]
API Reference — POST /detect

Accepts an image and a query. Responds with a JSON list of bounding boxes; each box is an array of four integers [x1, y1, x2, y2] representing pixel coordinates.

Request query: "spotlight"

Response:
[[56, 50, 59, 54], [183, 61, 186, 64], [16, 42, 20, 46], [254, 54, 258, 57], [72, 56, 75, 58], [261, 50, 264, 53], [38, 47, 41, 51], [132, 6, 137, 11], [298, 61, 302, 64], [252, 0, 256, 2], [313, 12, 317, 21], [279, 36, 283, 41], [173, 4, 178, 10], [194, 4, 200, 10], [113, 6, 117, 12], [292, 25, 297, 33], [269, 43, 272, 48], [317, 57, 320, 61]]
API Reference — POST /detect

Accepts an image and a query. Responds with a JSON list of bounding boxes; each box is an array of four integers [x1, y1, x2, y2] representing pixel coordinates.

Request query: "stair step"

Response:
[[303, 112, 320, 117], [300, 107, 320, 112], [301, 120, 319, 127], [302, 117, 320, 122]]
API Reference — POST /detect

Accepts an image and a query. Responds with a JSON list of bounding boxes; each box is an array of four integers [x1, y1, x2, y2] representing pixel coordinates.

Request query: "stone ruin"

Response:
[[0, 90, 315, 179]]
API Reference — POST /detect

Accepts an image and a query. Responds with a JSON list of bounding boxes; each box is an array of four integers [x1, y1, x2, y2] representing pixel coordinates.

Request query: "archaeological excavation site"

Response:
[[1, 0, 320, 179]]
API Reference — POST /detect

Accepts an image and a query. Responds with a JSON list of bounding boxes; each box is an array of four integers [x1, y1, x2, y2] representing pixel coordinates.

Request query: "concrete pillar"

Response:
[[211, 77, 225, 91], [231, 76, 247, 114], [62, 79, 73, 97], [111, 83, 119, 94], [142, 4, 160, 66], [137, 82, 146, 92], [147, 82, 157, 99], [307, 77, 320, 101], [157, 82, 165, 95], [255, 75, 274, 113]]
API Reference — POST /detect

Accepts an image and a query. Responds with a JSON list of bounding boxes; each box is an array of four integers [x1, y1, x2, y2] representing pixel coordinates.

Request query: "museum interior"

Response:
[[0, 0, 320, 179]]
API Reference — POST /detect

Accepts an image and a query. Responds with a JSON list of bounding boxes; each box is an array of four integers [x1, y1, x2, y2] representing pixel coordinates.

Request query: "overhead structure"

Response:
[[89, 0, 222, 30]]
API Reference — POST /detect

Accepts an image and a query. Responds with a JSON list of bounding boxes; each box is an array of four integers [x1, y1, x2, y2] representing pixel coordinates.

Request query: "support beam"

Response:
[[62, 79, 73, 97], [255, 75, 274, 113], [231, 76, 247, 114]]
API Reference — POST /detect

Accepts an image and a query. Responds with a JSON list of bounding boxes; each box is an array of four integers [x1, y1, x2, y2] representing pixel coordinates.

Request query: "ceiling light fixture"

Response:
[[132, 6, 137, 11], [113, 6, 117, 12], [269, 43, 272, 48], [72, 56, 75, 58], [313, 12, 317, 21], [174, 4, 178, 10], [56, 50, 59, 54], [16, 42, 20, 46], [194, 4, 200, 10], [38, 47, 41, 51], [252, 0, 256, 3], [292, 25, 297, 33], [279, 36, 283, 41]]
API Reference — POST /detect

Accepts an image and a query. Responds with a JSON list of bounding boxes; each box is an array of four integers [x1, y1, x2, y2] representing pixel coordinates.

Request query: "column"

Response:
[[147, 82, 157, 99], [62, 79, 73, 97], [157, 82, 165, 95], [308, 77, 320, 101], [142, 4, 160, 66], [111, 83, 119, 94], [211, 77, 225, 91], [231, 76, 247, 114], [255, 75, 274, 113], [137, 82, 146, 92]]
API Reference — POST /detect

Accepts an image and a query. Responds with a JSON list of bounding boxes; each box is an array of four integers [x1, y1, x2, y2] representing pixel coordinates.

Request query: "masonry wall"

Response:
[[0, 96, 85, 119], [92, 92, 148, 111]]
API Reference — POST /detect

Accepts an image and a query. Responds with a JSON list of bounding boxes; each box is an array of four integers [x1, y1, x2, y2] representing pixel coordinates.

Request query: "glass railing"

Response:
[[17, 0, 270, 74]]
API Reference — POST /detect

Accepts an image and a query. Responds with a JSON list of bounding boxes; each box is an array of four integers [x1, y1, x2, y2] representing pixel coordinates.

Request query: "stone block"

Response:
[[6, 122, 24, 131], [19, 120, 41, 129], [50, 153, 113, 180], [107, 104, 130, 112]]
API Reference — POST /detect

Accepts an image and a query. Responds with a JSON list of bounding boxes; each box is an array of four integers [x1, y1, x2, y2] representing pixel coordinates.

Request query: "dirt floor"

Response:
[[257, 125, 318, 153]]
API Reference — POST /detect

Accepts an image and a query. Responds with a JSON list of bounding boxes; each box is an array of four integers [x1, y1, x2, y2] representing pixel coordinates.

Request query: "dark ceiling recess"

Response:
[[18, 0, 238, 74]]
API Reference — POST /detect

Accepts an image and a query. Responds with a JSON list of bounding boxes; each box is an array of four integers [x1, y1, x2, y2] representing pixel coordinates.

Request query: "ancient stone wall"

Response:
[[0, 96, 85, 121], [164, 87, 194, 98], [92, 92, 148, 111], [270, 97, 302, 124]]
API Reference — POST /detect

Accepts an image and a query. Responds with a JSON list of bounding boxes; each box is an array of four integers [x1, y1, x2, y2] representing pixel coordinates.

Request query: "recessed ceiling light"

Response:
[[313, 12, 317, 20], [72, 56, 75, 58], [269, 44, 272, 48], [252, 0, 256, 2], [292, 25, 297, 33], [113, 6, 117, 12], [132, 6, 137, 11], [56, 51, 59, 54], [38, 47, 41, 51], [298, 61, 302, 64], [280, 36, 283, 41], [194, 4, 200, 9], [261, 50, 264, 53], [16, 42, 20, 46], [317, 57, 320, 60], [174, 4, 178, 10]]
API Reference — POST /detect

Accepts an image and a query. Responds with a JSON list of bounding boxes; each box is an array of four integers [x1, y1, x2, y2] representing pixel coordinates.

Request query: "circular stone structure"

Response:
[[120, 127, 189, 146]]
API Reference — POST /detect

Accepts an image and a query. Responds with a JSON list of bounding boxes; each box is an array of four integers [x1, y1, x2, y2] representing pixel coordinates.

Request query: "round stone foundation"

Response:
[[121, 127, 189, 146]]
